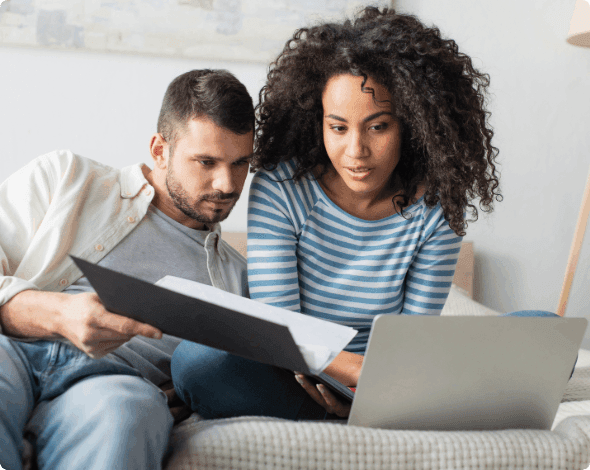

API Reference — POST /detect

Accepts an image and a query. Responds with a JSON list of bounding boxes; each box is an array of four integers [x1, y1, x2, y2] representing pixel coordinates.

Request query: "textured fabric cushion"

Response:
[[165, 290, 590, 469], [167, 392, 590, 470]]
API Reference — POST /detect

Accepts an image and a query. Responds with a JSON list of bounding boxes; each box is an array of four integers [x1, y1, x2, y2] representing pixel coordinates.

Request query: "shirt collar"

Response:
[[206, 224, 229, 262], [120, 163, 150, 198]]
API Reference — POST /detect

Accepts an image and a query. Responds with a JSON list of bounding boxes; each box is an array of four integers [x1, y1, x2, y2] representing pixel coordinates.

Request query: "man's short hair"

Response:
[[157, 69, 254, 145]]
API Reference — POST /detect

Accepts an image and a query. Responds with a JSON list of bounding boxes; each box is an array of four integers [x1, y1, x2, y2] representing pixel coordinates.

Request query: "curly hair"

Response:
[[252, 6, 501, 236]]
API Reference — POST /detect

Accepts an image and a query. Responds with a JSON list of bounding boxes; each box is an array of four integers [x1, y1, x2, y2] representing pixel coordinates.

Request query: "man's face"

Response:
[[164, 117, 253, 229]]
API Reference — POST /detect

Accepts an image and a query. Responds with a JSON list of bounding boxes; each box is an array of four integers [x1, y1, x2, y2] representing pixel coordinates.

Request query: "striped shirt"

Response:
[[247, 161, 463, 354]]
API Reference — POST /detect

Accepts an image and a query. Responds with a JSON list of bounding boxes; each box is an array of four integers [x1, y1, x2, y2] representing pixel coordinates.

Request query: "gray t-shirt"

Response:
[[65, 204, 213, 385]]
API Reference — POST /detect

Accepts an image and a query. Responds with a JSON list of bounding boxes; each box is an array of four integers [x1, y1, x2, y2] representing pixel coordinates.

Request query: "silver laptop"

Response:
[[347, 315, 587, 430]]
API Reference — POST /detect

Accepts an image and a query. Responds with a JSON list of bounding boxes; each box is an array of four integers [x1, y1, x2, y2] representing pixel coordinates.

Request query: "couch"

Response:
[[164, 237, 590, 470]]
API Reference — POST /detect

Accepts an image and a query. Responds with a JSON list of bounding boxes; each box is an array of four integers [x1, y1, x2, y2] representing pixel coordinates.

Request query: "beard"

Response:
[[165, 167, 239, 227]]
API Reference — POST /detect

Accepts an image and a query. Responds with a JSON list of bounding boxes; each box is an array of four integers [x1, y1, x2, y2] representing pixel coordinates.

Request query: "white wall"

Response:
[[0, 46, 267, 232], [394, 0, 590, 347], [3, 0, 590, 347]]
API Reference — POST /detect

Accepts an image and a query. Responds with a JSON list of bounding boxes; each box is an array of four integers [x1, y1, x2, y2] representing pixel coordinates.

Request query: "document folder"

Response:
[[71, 256, 356, 376]]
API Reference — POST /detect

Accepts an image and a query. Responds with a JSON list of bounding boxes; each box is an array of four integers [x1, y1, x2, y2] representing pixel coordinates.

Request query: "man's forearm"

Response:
[[1, 289, 162, 358], [0, 290, 66, 339]]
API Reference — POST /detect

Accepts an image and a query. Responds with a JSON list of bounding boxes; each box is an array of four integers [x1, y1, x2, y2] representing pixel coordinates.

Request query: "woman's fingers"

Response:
[[316, 384, 351, 417], [295, 374, 324, 402], [160, 380, 193, 424], [295, 374, 351, 418]]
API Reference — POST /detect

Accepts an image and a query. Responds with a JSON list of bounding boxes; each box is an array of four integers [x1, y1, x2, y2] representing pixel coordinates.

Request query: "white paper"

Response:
[[155, 276, 357, 374]]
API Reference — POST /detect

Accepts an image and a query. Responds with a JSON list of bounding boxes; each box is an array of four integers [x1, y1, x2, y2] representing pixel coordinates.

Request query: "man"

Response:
[[0, 69, 254, 470]]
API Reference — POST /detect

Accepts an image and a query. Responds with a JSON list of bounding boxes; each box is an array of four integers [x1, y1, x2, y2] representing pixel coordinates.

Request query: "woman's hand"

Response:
[[160, 380, 193, 425], [323, 350, 364, 387], [295, 374, 352, 418], [291, 350, 363, 418]]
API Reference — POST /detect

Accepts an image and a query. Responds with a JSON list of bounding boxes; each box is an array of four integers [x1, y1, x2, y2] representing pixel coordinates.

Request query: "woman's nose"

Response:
[[346, 130, 368, 159]]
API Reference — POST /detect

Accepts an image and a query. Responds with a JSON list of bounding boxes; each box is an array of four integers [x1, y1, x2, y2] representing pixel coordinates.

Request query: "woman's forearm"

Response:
[[323, 350, 364, 386]]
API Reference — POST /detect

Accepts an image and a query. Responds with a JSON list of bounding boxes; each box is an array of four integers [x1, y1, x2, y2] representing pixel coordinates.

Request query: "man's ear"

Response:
[[150, 133, 170, 170]]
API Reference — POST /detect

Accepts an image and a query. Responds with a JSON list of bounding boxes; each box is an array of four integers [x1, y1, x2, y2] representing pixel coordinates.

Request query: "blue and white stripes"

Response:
[[247, 161, 463, 354]]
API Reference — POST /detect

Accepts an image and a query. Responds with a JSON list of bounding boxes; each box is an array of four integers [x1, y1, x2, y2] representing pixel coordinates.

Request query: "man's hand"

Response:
[[56, 293, 162, 358], [295, 374, 351, 418], [0, 290, 162, 359]]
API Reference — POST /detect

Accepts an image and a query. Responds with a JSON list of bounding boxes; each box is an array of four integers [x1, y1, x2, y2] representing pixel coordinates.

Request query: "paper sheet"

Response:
[[156, 276, 357, 374]]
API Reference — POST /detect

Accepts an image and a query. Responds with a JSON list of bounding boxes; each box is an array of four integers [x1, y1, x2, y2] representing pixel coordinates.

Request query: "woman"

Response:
[[172, 6, 502, 420]]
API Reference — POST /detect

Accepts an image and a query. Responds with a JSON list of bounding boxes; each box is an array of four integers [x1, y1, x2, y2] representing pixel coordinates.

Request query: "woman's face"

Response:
[[322, 74, 402, 200]]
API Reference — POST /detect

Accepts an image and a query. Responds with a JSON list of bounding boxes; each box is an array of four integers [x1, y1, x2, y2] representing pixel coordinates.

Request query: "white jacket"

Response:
[[0, 150, 247, 333]]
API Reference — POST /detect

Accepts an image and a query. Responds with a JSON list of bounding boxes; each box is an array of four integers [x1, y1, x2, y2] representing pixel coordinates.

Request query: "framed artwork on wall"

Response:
[[0, 0, 392, 62]]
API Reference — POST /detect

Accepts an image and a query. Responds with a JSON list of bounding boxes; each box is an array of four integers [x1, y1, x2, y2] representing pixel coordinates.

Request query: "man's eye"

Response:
[[234, 160, 250, 166], [200, 160, 215, 166]]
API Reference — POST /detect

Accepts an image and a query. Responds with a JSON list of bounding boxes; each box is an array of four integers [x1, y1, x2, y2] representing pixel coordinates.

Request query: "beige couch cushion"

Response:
[[441, 285, 500, 316], [166, 353, 590, 470]]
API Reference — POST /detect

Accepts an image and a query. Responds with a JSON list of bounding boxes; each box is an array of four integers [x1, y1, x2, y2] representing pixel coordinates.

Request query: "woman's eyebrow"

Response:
[[325, 111, 393, 123], [363, 111, 392, 123], [326, 114, 347, 122]]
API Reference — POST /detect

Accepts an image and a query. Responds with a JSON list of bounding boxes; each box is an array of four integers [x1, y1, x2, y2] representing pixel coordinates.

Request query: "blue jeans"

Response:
[[0, 336, 173, 470], [171, 340, 330, 421], [171, 310, 571, 421]]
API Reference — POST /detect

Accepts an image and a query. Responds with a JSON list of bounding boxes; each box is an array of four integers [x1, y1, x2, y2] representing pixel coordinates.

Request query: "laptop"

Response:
[[342, 315, 586, 430]]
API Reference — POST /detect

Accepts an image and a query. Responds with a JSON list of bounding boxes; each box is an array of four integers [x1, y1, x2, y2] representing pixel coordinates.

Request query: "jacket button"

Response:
[[95, 244, 104, 251], [59, 279, 68, 286], [127, 216, 136, 223]]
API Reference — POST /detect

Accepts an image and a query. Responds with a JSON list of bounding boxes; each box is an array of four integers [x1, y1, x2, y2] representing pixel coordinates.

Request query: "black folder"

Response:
[[71, 256, 313, 374]]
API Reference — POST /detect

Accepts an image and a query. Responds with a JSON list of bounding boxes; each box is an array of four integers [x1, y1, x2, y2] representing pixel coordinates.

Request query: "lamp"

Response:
[[557, 0, 590, 316], [567, 0, 590, 47]]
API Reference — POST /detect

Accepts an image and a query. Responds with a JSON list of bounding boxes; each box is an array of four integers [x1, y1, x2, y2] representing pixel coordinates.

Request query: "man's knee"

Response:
[[31, 374, 172, 435], [75, 375, 172, 431], [31, 375, 173, 470]]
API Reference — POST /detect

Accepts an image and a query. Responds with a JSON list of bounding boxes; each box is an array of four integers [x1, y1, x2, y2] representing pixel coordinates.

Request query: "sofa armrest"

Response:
[[441, 285, 500, 317]]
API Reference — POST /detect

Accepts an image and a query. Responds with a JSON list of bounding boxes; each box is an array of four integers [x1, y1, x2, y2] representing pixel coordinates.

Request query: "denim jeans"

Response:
[[0, 336, 173, 470], [171, 310, 570, 421]]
